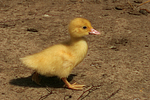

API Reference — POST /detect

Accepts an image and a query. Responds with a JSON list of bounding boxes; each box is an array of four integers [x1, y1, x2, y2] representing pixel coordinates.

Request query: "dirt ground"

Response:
[[0, 0, 150, 100]]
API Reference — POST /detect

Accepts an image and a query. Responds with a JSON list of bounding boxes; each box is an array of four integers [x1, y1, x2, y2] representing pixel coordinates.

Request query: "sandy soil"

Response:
[[0, 0, 150, 100]]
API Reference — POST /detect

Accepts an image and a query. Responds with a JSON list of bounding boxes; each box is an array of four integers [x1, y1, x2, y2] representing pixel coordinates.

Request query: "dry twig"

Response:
[[127, 0, 134, 9], [105, 88, 121, 100], [64, 92, 74, 100], [39, 86, 53, 100], [77, 84, 102, 100], [138, 0, 150, 6]]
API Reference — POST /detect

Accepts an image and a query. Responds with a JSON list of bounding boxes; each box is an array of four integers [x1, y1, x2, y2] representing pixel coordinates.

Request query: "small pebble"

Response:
[[109, 46, 117, 49], [134, 0, 143, 3], [115, 6, 123, 10], [139, 9, 148, 16], [43, 14, 50, 17], [27, 28, 38, 32]]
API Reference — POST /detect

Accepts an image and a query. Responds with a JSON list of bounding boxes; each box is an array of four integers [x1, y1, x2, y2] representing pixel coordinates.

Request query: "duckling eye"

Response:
[[83, 26, 87, 29]]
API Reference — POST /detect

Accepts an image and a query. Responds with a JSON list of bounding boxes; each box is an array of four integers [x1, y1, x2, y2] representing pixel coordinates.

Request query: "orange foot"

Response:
[[32, 72, 41, 85], [62, 78, 85, 90]]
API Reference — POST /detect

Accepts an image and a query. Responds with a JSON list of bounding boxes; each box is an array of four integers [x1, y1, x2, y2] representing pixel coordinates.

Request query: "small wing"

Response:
[[20, 44, 75, 78]]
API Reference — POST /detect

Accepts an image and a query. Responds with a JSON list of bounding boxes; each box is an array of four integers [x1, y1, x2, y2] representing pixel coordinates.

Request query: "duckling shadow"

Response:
[[9, 74, 77, 88]]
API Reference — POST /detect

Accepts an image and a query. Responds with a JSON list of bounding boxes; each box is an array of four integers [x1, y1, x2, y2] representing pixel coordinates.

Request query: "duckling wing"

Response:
[[20, 44, 75, 78]]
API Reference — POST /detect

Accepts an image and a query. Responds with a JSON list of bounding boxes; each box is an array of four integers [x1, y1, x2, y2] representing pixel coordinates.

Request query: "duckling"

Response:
[[20, 18, 100, 90]]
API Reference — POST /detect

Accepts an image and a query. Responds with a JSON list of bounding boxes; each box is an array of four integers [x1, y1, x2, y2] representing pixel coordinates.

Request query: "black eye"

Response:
[[83, 26, 87, 29]]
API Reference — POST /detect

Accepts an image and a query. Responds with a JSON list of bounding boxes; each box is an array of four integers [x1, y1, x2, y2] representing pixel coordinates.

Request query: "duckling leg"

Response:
[[62, 78, 85, 90], [32, 72, 41, 85]]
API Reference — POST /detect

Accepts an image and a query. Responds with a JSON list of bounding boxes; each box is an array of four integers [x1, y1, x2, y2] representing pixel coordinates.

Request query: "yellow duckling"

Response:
[[20, 18, 100, 90]]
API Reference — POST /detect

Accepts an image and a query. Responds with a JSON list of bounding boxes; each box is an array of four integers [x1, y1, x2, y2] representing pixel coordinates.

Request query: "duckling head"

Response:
[[68, 18, 100, 38]]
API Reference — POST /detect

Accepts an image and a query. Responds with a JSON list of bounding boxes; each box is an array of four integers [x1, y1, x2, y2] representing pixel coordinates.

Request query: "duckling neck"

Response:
[[69, 37, 87, 46], [68, 36, 88, 63], [70, 36, 86, 43]]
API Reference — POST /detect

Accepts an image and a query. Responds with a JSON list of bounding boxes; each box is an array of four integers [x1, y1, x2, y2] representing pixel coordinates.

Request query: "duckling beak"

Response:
[[89, 29, 100, 35]]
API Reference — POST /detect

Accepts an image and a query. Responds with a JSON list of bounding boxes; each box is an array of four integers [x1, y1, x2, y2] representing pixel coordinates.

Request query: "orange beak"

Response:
[[89, 29, 100, 35]]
